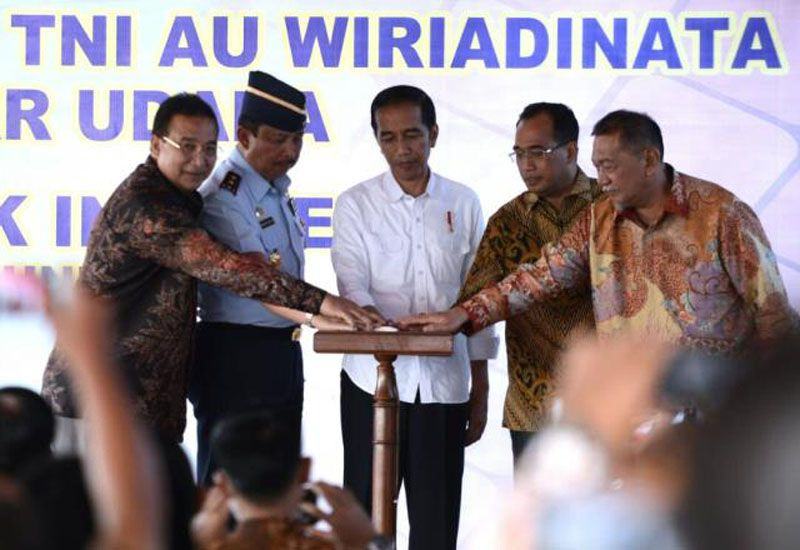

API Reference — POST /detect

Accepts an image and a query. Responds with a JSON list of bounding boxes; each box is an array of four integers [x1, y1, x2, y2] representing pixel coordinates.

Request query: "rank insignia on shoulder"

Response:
[[220, 171, 241, 195]]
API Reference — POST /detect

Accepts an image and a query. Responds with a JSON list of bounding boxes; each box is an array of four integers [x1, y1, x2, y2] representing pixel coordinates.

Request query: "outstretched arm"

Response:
[[48, 286, 164, 549]]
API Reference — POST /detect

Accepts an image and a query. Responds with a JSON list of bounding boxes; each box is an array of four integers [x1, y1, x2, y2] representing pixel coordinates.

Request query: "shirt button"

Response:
[[415, 217, 421, 223], [416, 244, 422, 249], [417, 270, 424, 275]]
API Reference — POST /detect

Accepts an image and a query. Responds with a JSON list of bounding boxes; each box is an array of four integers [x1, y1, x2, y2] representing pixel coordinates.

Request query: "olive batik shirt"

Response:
[[42, 157, 326, 441], [457, 169, 600, 432]]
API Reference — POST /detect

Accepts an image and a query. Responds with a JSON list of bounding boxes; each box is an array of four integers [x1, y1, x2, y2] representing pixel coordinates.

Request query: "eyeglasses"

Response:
[[160, 135, 219, 159], [509, 141, 569, 163]]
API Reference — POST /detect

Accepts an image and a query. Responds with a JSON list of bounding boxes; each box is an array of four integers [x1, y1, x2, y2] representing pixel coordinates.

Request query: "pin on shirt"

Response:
[[254, 206, 275, 229], [446, 211, 454, 233], [268, 248, 281, 267]]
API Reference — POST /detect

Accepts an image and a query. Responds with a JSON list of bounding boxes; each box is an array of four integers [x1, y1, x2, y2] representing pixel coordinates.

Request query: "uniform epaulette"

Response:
[[220, 171, 241, 195]]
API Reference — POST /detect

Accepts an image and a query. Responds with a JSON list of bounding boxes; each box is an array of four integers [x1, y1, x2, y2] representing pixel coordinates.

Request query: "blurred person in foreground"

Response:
[[46, 286, 166, 548], [680, 337, 800, 550], [457, 102, 601, 464], [41, 92, 378, 451], [495, 336, 690, 550], [192, 411, 391, 550], [401, 110, 797, 357], [0, 387, 54, 475]]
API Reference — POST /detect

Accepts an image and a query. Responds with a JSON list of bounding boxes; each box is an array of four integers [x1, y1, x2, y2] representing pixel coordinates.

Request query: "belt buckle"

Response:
[[291, 326, 302, 341]]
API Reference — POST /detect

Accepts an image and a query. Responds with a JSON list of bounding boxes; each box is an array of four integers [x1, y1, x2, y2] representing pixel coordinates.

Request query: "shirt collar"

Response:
[[382, 169, 438, 202], [228, 147, 292, 201], [522, 166, 593, 211], [614, 164, 689, 224]]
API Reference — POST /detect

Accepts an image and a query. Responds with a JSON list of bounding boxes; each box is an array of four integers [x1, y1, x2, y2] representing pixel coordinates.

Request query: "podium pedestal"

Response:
[[313, 331, 454, 539]]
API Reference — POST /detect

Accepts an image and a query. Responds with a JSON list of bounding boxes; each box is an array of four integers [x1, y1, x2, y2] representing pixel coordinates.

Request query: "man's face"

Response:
[[592, 132, 648, 211], [238, 124, 304, 182], [513, 113, 576, 197], [150, 114, 218, 193], [374, 102, 438, 184]]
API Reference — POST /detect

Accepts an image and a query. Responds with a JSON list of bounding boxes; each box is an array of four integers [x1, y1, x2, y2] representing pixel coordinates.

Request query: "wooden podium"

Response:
[[313, 330, 454, 540]]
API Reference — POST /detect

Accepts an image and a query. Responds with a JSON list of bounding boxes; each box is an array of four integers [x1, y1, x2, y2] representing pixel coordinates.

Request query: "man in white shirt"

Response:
[[331, 85, 498, 549]]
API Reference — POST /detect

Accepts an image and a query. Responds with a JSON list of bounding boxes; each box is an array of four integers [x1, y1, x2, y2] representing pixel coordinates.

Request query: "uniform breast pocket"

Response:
[[430, 230, 471, 285]]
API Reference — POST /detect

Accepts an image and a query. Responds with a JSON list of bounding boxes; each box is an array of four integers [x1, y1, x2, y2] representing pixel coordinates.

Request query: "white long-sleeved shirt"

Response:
[[331, 170, 499, 404]]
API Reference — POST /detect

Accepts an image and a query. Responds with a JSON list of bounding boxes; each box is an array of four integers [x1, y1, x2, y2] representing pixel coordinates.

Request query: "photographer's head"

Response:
[[211, 410, 309, 508], [0, 387, 54, 475]]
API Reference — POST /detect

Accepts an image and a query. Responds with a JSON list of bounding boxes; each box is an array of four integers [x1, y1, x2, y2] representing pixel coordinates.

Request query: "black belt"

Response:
[[198, 322, 302, 341]]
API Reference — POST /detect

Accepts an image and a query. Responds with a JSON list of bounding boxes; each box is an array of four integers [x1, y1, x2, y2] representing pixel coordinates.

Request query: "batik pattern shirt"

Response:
[[457, 169, 600, 431], [461, 166, 796, 356], [42, 157, 326, 440]]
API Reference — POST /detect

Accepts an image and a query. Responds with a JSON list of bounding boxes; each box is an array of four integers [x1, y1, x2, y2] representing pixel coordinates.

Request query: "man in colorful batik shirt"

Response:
[[403, 110, 796, 361], [458, 102, 601, 463]]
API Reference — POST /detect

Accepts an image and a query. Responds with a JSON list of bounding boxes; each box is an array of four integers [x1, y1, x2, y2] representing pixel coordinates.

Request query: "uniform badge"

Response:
[[220, 171, 241, 195], [254, 207, 275, 229]]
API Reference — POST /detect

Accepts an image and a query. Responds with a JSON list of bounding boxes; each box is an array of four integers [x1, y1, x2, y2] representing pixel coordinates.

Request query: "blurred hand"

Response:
[[320, 295, 384, 330], [46, 284, 113, 368], [306, 482, 376, 548], [558, 335, 673, 456], [396, 307, 469, 333], [190, 483, 229, 548]]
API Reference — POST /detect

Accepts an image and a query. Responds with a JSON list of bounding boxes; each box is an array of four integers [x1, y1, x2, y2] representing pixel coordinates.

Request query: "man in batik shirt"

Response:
[[403, 110, 796, 361], [458, 103, 601, 463], [42, 93, 375, 446]]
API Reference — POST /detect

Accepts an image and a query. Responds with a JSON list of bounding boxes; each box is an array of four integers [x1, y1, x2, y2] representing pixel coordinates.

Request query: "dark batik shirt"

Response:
[[42, 157, 326, 441]]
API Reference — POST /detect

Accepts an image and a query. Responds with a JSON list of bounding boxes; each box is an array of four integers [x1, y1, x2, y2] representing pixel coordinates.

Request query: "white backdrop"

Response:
[[1, 1, 798, 547]]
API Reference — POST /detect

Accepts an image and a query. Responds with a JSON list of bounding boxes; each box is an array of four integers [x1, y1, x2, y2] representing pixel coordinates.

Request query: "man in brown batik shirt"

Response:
[[457, 103, 600, 464], [42, 93, 377, 446]]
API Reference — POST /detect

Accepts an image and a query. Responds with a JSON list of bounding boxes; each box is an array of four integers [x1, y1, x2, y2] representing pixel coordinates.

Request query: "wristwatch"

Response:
[[303, 312, 315, 328]]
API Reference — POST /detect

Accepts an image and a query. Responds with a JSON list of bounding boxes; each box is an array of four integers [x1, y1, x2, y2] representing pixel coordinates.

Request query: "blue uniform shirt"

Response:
[[197, 147, 305, 327]]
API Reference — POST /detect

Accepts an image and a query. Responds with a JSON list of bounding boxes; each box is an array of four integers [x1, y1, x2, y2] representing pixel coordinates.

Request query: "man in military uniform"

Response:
[[190, 72, 330, 484]]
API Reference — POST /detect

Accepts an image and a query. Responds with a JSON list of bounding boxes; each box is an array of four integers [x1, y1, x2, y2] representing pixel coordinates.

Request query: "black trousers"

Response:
[[340, 371, 468, 550], [188, 322, 303, 485], [510, 430, 536, 470]]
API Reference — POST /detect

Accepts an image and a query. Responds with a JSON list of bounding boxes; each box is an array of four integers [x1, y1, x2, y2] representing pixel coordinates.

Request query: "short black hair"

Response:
[[592, 110, 664, 160], [0, 387, 54, 474], [211, 410, 301, 504], [152, 93, 219, 138], [370, 85, 436, 135], [517, 102, 579, 144]]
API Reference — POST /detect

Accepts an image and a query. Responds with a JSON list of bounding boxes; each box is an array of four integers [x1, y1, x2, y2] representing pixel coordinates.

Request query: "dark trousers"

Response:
[[340, 371, 467, 550], [510, 429, 536, 467], [188, 322, 303, 485]]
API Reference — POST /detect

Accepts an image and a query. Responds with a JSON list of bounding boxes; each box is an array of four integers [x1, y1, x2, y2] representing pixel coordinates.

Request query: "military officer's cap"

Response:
[[240, 71, 306, 132]]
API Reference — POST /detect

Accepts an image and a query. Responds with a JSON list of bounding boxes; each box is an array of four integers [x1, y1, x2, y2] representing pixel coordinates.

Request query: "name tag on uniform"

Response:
[[254, 206, 275, 229]]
